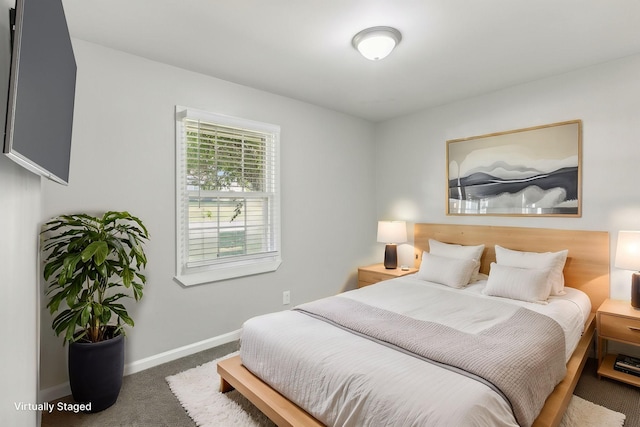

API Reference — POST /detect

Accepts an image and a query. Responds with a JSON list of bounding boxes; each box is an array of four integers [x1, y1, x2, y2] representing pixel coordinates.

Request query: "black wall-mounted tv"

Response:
[[3, 0, 76, 185]]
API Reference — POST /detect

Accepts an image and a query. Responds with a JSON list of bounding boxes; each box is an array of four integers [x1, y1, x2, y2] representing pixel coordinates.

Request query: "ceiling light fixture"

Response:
[[352, 26, 402, 61]]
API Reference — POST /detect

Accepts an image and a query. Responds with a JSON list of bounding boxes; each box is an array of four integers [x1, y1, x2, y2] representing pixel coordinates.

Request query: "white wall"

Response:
[[375, 53, 640, 301], [0, 161, 41, 426], [40, 39, 378, 390], [0, 1, 41, 425]]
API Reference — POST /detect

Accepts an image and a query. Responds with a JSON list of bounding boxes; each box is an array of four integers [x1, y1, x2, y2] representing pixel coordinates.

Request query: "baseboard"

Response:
[[40, 382, 71, 405], [39, 329, 241, 402], [123, 329, 241, 375]]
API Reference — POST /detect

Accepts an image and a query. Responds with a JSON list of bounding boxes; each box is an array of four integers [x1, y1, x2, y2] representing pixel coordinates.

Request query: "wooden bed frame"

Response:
[[218, 223, 610, 427]]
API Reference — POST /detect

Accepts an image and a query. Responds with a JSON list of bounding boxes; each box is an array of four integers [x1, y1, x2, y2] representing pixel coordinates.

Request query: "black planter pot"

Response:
[[68, 331, 124, 412]]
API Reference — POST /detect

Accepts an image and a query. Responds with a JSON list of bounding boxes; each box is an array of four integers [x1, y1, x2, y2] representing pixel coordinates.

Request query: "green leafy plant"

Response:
[[42, 211, 149, 344]]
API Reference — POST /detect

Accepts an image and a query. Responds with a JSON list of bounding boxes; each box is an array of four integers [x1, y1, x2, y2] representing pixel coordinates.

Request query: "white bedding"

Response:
[[240, 275, 590, 427]]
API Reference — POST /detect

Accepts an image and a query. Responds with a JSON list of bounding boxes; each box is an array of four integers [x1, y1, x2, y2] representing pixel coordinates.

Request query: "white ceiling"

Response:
[[61, 0, 640, 122]]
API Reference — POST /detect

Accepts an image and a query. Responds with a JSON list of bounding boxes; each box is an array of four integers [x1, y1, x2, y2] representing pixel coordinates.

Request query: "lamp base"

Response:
[[384, 244, 398, 269], [632, 272, 640, 309]]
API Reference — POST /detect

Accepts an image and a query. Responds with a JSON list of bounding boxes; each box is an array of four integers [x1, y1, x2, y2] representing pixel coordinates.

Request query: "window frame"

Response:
[[174, 106, 281, 286]]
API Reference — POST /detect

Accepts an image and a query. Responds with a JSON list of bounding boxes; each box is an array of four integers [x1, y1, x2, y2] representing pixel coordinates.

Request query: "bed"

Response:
[[218, 223, 609, 427]]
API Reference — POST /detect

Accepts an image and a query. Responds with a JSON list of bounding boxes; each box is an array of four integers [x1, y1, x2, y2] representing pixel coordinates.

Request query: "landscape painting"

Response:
[[447, 120, 582, 216]]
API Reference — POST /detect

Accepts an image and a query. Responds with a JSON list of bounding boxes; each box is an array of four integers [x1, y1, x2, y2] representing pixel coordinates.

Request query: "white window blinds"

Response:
[[175, 107, 281, 285]]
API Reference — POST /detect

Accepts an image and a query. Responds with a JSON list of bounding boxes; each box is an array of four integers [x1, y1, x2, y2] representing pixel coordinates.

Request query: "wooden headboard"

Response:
[[414, 223, 610, 312]]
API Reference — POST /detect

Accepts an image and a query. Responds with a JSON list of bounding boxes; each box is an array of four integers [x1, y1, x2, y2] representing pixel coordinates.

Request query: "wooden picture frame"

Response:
[[447, 120, 582, 216]]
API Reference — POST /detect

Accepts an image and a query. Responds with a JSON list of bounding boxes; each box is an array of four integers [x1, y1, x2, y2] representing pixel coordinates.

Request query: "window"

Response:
[[175, 106, 281, 285]]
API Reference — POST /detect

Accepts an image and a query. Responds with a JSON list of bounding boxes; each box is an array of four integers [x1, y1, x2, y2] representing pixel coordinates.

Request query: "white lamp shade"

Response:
[[615, 231, 640, 271], [377, 221, 407, 244]]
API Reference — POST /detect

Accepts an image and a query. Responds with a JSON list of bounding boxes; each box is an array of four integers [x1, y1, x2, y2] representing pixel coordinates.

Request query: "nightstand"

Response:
[[357, 263, 418, 288], [596, 299, 640, 387]]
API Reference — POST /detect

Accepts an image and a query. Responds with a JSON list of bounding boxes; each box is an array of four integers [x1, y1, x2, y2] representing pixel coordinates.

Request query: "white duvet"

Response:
[[240, 275, 590, 427]]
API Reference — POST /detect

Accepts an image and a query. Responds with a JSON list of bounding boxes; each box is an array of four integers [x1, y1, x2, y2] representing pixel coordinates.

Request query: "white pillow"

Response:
[[483, 263, 552, 304], [429, 239, 484, 282], [495, 245, 568, 296], [417, 252, 478, 288]]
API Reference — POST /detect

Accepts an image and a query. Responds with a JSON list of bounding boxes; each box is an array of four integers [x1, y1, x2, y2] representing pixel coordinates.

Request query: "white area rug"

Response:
[[167, 352, 274, 427], [167, 352, 625, 427], [559, 395, 626, 427]]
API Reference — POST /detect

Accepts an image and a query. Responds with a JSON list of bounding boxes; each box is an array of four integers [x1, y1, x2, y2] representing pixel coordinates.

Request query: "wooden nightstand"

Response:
[[596, 299, 640, 387], [357, 263, 418, 288]]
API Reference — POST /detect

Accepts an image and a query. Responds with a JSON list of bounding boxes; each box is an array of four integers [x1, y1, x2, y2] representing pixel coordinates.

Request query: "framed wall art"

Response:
[[447, 120, 582, 216]]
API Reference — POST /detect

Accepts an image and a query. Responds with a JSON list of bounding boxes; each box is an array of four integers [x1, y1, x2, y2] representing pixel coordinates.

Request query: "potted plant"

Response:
[[41, 211, 149, 412]]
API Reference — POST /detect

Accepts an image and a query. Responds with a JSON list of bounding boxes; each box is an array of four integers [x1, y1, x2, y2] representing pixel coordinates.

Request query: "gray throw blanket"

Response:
[[294, 296, 566, 427]]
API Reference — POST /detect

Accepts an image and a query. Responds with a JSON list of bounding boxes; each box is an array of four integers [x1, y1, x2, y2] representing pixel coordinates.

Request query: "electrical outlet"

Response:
[[282, 290, 290, 305]]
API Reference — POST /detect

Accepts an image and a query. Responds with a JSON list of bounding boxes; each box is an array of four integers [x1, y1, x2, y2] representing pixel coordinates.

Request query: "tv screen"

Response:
[[3, 0, 76, 185]]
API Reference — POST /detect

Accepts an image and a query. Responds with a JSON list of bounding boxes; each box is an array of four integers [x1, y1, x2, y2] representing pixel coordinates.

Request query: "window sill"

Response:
[[174, 257, 282, 286]]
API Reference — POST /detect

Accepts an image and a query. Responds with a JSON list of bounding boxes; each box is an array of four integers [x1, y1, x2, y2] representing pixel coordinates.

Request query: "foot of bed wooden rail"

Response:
[[220, 376, 234, 393], [217, 355, 324, 427]]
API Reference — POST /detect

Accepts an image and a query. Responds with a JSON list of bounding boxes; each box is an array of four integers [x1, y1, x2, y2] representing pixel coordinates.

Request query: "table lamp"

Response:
[[615, 230, 640, 309], [377, 221, 407, 269]]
